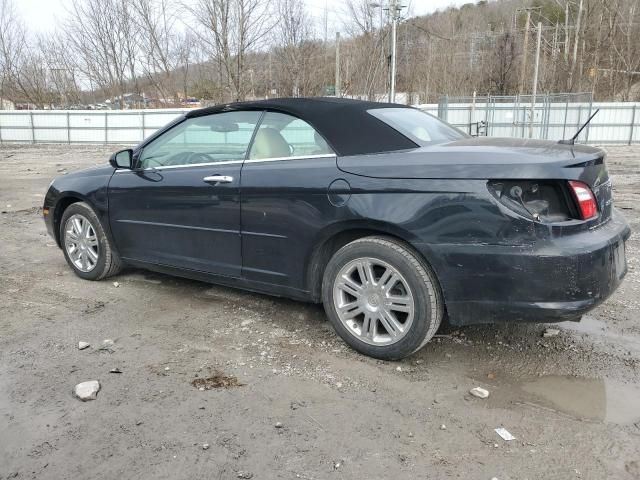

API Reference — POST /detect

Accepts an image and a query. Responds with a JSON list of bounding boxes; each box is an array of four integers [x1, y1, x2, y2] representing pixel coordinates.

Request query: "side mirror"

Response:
[[110, 149, 133, 169]]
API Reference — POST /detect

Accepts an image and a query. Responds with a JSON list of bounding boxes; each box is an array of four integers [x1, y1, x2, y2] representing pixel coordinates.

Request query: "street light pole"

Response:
[[371, 0, 405, 103]]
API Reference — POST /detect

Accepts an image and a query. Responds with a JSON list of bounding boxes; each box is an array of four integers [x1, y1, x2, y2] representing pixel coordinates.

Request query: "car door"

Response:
[[108, 110, 262, 277], [240, 111, 338, 291]]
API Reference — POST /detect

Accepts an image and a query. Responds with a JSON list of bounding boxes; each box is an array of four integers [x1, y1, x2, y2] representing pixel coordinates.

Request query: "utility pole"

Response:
[[335, 32, 341, 97], [529, 22, 542, 139], [564, 1, 569, 62], [389, 0, 398, 102], [568, 0, 583, 90], [518, 9, 532, 95]]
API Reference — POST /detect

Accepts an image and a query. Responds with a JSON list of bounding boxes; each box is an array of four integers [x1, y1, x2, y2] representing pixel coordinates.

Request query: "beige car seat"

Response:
[[250, 127, 291, 159]]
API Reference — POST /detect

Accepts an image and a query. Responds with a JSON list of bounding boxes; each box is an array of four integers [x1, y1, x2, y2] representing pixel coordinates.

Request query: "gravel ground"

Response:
[[1, 144, 639, 480]]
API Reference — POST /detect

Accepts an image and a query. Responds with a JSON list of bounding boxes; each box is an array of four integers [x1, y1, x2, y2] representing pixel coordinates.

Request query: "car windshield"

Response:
[[368, 108, 466, 146]]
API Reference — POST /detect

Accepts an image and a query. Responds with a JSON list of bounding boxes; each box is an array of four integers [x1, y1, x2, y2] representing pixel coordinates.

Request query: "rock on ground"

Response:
[[74, 380, 100, 401], [469, 387, 490, 399], [543, 328, 560, 338]]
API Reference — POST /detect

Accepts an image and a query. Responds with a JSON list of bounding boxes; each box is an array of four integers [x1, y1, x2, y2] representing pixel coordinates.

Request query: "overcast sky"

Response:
[[16, 0, 471, 34]]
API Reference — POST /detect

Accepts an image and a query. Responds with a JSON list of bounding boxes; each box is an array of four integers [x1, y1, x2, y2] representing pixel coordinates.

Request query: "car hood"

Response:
[[58, 164, 115, 180], [47, 164, 115, 199], [337, 137, 606, 184]]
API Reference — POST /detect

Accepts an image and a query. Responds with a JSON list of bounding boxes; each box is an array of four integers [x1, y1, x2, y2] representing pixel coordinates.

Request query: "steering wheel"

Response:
[[183, 152, 211, 165]]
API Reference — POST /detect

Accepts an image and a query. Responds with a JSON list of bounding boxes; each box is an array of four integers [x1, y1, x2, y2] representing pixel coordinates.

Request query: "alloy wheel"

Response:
[[333, 257, 415, 346], [64, 214, 99, 273]]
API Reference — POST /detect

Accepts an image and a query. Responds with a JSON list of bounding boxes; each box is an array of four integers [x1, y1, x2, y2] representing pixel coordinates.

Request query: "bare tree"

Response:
[[131, 0, 193, 103], [272, 0, 314, 96], [63, 0, 139, 108], [486, 32, 518, 94], [342, 0, 387, 99], [0, 1, 59, 107], [4, 0, 640, 109], [0, 0, 26, 105], [605, 0, 640, 100], [40, 34, 83, 106], [185, 0, 275, 101]]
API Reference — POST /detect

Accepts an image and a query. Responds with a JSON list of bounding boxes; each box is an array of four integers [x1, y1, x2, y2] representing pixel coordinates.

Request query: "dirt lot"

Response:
[[1, 144, 639, 480]]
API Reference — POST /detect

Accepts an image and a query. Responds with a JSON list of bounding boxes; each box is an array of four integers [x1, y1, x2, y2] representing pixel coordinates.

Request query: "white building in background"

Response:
[[0, 98, 15, 110]]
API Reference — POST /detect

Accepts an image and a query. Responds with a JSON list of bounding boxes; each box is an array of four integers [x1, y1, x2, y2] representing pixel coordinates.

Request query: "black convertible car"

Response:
[[43, 98, 630, 360]]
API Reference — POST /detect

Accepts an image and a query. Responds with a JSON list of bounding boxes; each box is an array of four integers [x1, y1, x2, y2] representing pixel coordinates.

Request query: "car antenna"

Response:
[[558, 109, 599, 145]]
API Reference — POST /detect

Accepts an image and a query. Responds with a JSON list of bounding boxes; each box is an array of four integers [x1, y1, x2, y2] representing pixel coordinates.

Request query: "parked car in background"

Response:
[[43, 98, 630, 360]]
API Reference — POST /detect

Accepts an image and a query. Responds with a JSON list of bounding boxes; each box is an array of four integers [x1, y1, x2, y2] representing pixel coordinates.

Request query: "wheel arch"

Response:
[[304, 220, 432, 302], [52, 193, 93, 247]]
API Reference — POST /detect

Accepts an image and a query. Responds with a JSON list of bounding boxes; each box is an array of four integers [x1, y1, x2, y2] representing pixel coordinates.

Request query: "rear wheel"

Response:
[[322, 236, 443, 360], [60, 202, 122, 280]]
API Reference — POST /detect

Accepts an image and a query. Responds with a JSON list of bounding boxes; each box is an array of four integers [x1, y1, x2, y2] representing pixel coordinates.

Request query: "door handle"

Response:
[[203, 175, 233, 184]]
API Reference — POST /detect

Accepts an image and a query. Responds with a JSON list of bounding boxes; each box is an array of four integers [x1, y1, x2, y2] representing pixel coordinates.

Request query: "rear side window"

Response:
[[368, 108, 466, 146], [249, 112, 334, 160]]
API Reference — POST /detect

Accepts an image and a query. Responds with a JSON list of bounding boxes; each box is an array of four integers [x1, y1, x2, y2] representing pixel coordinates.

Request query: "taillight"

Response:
[[568, 180, 598, 220]]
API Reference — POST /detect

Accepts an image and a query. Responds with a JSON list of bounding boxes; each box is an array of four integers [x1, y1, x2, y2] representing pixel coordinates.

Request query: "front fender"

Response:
[[44, 167, 115, 247]]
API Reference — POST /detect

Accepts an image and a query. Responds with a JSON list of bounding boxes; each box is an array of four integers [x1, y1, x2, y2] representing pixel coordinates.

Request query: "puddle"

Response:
[[560, 314, 610, 336], [559, 314, 640, 354], [518, 375, 640, 425]]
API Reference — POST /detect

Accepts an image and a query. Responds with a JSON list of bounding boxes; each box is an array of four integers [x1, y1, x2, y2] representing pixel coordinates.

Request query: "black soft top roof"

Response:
[[185, 97, 419, 156]]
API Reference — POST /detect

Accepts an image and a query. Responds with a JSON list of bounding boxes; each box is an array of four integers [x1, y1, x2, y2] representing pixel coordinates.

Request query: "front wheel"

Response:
[[60, 202, 122, 280], [322, 236, 443, 360]]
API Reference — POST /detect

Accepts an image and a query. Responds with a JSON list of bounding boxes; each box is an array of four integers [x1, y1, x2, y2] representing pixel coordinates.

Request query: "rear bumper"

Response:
[[415, 209, 631, 325]]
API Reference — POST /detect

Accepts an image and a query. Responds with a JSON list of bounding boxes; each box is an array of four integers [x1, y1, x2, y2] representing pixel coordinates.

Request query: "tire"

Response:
[[59, 201, 122, 280], [322, 236, 443, 360]]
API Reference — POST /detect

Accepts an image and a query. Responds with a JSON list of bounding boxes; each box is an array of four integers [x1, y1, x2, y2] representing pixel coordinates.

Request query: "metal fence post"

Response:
[[67, 111, 71, 144], [104, 111, 108, 144], [562, 97, 569, 140], [576, 105, 582, 143], [630, 104, 637, 145], [29, 110, 35, 144], [141, 110, 145, 142], [484, 98, 489, 136], [521, 98, 526, 138], [511, 95, 518, 137], [438, 95, 449, 122], [543, 94, 550, 139], [585, 97, 593, 143], [492, 97, 497, 137]]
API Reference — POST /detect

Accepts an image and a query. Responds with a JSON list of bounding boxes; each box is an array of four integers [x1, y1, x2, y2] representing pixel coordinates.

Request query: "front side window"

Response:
[[368, 108, 466, 146], [249, 112, 334, 160], [138, 111, 262, 169]]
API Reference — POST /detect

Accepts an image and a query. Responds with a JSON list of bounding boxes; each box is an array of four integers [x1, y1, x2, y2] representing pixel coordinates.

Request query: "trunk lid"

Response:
[[337, 137, 612, 224]]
